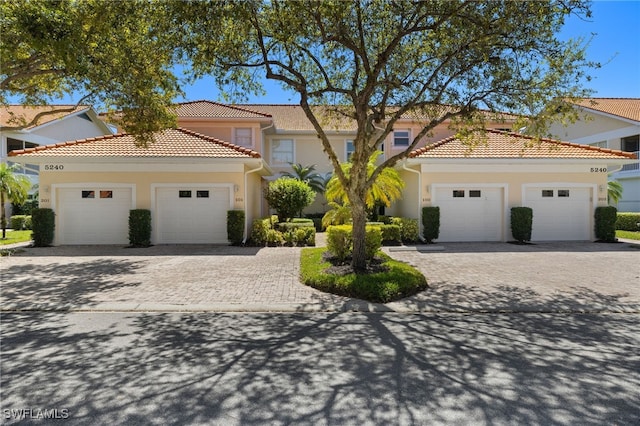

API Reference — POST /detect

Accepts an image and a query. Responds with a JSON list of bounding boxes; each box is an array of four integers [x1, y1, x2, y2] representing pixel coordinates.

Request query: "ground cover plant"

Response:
[[300, 247, 427, 303]]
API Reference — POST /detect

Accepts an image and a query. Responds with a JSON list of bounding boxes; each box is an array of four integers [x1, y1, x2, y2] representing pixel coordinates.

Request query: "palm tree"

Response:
[[608, 180, 623, 205], [325, 151, 404, 209], [0, 163, 31, 238], [281, 163, 326, 193]]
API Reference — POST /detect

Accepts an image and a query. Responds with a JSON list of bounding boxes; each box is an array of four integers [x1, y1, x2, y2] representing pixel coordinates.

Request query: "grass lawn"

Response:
[[616, 230, 640, 241], [0, 230, 32, 246], [300, 247, 427, 303]]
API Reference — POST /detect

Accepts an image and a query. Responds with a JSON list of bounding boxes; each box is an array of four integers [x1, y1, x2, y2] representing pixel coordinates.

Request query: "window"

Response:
[[346, 140, 355, 161], [196, 190, 209, 198], [469, 190, 481, 198], [621, 135, 639, 153], [453, 190, 465, 198], [393, 130, 410, 147], [542, 190, 554, 197], [6, 138, 37, 155], [179, 190, 192, 198], [82, 190, 95, 199], [271, 139, 294, 165], [591, 141, 607, 149], [558, 190, 570, 197], [99, 191, 113, 199], [234, 128, 252, 147]]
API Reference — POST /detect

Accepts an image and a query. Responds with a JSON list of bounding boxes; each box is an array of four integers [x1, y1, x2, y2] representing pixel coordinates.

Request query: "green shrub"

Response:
[[616, 212, 640, 231], [31, 208, 55, 247], [24, 215, 32, 230], [264, 178, 315, 222], [595, 206, 617, 242], [511, 207, 533, 243], [364, 226, 383, 260], [226, 210, 245, 245], [294, 227, 315, 246], [422, 207, 440, 243], [327, 225, 353, 261], [283, 230, 296, 246], [10, 215, 29, 230], [378, 215, 393, 225], [266, 229, 284, 246], [129, 209, 151, 247], [392, 217, 419, 243], [249, 218, 270, 246], [379, 224, 402, 245], [277, 221, 315, 232]]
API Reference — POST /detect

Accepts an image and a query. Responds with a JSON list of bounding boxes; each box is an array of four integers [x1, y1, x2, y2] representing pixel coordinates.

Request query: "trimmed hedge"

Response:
[[616, 212, 640, 231], [511, 207, 533, 243], [595, 206, 617, 242], [129, 209, 151, 247], [227, 210, 245, 245], [250, 216, 316, 246], [10, 215, 31, 230], [392, 217, 419, 243], [422, 207, 440, 243], [326, 224, 383, 262], [379, 224, 401, 245], [250, 218, 272, 246], [31, 208, 55, 247]]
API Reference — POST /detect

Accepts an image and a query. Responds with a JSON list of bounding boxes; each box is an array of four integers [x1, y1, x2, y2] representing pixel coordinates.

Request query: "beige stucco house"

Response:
[[8, 100, 637, 245], [8, 127, 270, 245], [548, 98, 640, 212]]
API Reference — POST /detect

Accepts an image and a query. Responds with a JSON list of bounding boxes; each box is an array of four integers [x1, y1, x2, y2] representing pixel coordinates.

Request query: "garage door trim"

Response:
[[151, 183, 235, 244], [431, 183, 508, 242], [51, 183, 136, 245]]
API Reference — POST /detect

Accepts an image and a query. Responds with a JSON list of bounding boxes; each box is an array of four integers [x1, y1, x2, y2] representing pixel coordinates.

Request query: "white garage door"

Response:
[[435, 187, 503, 242], [525, 187, 591, 241], [58, 187, 132, 244], [156, 187, 230, 244]]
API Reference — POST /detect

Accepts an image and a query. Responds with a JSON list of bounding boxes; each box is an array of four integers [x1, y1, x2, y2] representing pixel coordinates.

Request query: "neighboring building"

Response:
[[548, 98, 640, 212]]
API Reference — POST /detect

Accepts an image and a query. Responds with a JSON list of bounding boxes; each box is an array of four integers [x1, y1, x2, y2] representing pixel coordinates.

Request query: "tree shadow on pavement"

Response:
[[1, 311, 638, 425], [0, 259, 144, 309]]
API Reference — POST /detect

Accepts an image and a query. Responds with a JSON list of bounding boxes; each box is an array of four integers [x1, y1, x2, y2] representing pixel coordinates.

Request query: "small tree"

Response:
[[281, 163, 326, 193], [0, 163, 31, 239], [264, 177, 315, 222], [608, 180, 623, 205]]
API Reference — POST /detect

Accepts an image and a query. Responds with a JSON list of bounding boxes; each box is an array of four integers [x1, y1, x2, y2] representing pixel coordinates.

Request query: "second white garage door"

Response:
[[155, 186, 231, 244], [434, 186, 503, 242], [525, 186, 591, 241]]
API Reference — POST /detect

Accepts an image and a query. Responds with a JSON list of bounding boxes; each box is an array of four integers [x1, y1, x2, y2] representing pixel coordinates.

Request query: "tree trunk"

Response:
[[350, 197, 368, 272]]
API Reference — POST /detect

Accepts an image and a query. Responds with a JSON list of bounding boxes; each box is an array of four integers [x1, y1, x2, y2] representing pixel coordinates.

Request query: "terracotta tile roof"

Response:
[[0, 105, 91, 129], [8, 127, 261, 158], [176, 100, 272, 119], [239, 104, 518, 132], [409, 129, 637, 159], [570, 98, 640, 122]]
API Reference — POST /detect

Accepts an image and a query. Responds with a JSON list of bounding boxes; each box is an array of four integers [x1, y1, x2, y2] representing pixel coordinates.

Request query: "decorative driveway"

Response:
[[1, 241, 639, 312]]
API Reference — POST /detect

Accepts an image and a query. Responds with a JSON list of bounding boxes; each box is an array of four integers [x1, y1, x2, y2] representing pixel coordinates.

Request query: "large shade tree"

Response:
[[177, 0, 596, 270]]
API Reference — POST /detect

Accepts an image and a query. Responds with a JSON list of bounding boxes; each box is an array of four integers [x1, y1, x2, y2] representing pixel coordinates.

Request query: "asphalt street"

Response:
[[1, 311, 638, 425]]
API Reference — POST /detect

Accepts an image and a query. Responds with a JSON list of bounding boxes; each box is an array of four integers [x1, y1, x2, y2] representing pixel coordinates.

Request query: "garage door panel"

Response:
[[156, 187, 230, 244], [58, 187, 131, 244], [525, 187, 591, 241], [435, 187, 503, 242]]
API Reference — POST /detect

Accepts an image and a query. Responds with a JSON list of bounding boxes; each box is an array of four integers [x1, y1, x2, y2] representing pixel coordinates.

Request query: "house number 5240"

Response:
[[44, 164, 64, 171], [590, 167, 607, 173]]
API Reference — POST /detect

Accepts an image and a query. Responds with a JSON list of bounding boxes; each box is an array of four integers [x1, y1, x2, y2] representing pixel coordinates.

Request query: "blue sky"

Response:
[[178, 1, 640, 103]]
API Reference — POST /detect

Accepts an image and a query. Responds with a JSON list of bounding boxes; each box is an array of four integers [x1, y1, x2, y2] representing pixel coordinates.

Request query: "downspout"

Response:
[[402, 160, 425, 242], [244, 160, 264, 244]]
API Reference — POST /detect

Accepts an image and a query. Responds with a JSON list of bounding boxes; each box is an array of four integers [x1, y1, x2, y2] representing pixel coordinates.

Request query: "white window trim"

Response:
[[393, 129, 411, 148], [345, 139, 355, 161], [270, 138, 295, 165]]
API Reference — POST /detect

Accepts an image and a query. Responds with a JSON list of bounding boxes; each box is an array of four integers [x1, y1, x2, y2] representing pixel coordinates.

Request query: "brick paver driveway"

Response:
[[1, 241, 639, 312]]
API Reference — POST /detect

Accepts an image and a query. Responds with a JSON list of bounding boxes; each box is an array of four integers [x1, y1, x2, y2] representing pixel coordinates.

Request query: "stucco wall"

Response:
[[35, 115, 109, 141], [548, 113, 631, 142]]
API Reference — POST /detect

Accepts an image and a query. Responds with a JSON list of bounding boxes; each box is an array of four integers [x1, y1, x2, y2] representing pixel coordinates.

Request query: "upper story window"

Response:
[[393, 129, 410, 147], [621, 135, 639, 153], [234, 128, 253, 148], [6, 138, 37, 155], [346, 140, 355, 161], [271, 139, 294, 165], [590, 141, 607, 149]]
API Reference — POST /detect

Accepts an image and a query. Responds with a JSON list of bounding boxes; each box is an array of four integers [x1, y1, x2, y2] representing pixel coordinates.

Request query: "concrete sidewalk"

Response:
[[1, 240, 639, 313]]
